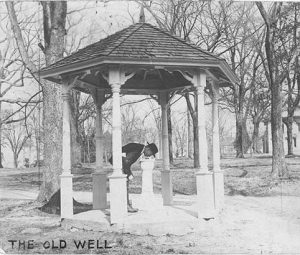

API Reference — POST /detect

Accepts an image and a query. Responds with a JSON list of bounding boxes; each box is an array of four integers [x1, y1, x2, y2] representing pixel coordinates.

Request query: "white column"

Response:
[[95, 90, 104, 170], [108, 66, 127, 224], [194, 70, 214, 219], [92, 90, 107, 210], [211, 81, 224, 211], [160, 92, 173, 205], [60, 84, 73, 219], [196, 73, 208, 173]]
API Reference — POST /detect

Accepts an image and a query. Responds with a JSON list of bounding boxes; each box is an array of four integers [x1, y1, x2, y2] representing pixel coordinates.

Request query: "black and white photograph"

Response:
[[0, 0, 300, 254]]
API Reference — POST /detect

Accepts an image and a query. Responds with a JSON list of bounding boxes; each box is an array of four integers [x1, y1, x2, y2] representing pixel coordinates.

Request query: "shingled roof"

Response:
[[39, 22, 237, 85]]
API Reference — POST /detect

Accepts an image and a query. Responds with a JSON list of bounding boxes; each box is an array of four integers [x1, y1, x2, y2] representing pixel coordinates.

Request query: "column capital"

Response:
[[62, 84, 71, 100], [195, 85, 205, 95], [108, 66, 136, 95], [108, 65, 122, 93], [111, 83, 121, 93], [62, 92, 71, 101], [190, 69, 206, 90]]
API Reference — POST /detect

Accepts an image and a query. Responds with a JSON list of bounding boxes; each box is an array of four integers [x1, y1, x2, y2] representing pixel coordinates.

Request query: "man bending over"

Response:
[[109, 142, 158, 212]]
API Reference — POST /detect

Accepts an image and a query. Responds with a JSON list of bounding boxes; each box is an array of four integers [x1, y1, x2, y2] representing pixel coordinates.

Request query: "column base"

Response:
[[196, 171, 215, 219], [92, 172, 108, 210], [161, 170, 173, 205], [109, 174, 127, 224], [213, 170, 224, 211], [60, 173, 73, 219]]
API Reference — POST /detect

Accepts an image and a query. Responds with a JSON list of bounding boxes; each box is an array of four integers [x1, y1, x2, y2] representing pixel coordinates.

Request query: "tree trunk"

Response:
[[185, 93, 199, 167], [34, 106, 42, 169], [193, 118, 200, 168], [256, 2, 289, 178], [70, 91, 81, 166], [70, 123, 81, 166], [0, 65, 3, 168], [285, 117, 293, 156], [6, 1, 68, 201], [271, 81, 288, 177], [284, 73, 297, 157], [235, 113, 244, 158], [187, 109, 193, 159], [264, 122, 270, 153], [252, 120, 260, 153], [35, 135, 41, 167], [37, 2, 67, 202], [0, 122, 3, 168], [167, 106, 173, 164], [87, 137, 90, 163], [13, 152, 18, 168]]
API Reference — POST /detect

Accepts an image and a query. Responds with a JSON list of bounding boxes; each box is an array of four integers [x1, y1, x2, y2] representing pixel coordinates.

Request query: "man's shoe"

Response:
[[127, 204, 138, 213]]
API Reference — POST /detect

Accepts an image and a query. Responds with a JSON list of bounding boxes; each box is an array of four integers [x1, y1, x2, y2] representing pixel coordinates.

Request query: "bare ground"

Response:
[[0, 155, 300, 254]]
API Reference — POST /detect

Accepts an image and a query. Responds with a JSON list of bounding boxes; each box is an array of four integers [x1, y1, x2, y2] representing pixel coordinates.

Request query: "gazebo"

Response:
[[39, 22, 238, 224]]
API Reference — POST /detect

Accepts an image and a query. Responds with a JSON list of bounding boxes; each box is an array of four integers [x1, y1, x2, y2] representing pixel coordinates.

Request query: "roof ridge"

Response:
[[107, 23, 145, 56], [143, 23, 222, 61]]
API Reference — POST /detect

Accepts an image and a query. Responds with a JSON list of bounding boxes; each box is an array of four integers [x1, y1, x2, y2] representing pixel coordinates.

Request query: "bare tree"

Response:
[[256, 2, 299, 177], [0, 7, 37, 167], [280, 3, 300, 156], [250, 89, 271, 153], [185, 92, 200, 167], [26, 105, 43, 168], [173, 111, 187, 157], [3, 123, 31, 168], [194, 2, 269, 158], [220, 3, 264, 157], [121, 103, 146, 144], [6, 1, 68, 201]]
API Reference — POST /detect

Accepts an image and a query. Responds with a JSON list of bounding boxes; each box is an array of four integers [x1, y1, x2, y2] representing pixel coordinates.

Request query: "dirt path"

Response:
[[219, 196, 300, 253], [0, 188, 38, 200], [1, 187, 300, 253]]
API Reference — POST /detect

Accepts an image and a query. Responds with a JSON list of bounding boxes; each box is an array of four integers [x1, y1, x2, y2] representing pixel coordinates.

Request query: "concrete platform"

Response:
[[63, 193, 214, 236]]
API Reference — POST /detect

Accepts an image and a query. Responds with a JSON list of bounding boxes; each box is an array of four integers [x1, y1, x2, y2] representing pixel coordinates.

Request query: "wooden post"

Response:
[[92, 89, 107, 210], [211, 81, 224, 210], [108, 66, 127, 224], [159, 92, 173, 205], [60, 84, 73, 219], [194, 70, 214, 219]]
